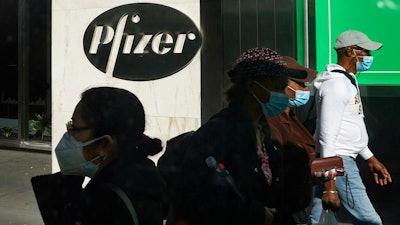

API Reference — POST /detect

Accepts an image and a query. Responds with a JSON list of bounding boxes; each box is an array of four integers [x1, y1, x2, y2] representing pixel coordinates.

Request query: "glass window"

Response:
[[0, 0, 51, 145]]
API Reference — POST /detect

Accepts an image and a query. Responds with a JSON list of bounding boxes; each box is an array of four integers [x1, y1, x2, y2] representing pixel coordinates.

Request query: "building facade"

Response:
[[0, 1, 399, 223]]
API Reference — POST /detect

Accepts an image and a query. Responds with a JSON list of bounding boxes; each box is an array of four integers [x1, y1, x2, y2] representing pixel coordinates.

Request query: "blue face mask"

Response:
[[253, 81, 289, 117], [55, 133, 106, 178], [353, 50, 374, 72], [287, 86, 310, 107]]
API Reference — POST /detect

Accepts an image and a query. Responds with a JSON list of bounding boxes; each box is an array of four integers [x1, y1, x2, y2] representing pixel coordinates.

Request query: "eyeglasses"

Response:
[[352, 46, 370, 55], [66, 120, 90, 133]]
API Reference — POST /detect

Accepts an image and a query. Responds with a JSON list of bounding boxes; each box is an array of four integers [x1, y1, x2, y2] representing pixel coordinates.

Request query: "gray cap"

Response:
[[334, 30, 383, 50]]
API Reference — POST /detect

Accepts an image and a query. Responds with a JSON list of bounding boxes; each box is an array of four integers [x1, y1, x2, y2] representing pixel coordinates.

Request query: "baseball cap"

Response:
[[334, 30, 383, 50], [283, 56, 318, 82], [228, 47, 307, 83]]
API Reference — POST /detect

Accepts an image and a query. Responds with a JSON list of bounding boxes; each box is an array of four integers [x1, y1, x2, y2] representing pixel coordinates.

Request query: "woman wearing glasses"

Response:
[[32, 87, 166, 225]]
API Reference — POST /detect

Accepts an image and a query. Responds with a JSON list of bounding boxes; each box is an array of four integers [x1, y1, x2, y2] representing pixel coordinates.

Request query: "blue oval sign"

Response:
[[83, 3, 202, 81]]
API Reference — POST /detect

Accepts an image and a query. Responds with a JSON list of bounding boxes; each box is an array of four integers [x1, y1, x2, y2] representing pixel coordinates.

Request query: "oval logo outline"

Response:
[[83, 3, 202, 81]]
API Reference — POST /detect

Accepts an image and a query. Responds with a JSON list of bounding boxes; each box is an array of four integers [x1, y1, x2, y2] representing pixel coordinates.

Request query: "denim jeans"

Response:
[[309, 155, 382, 225]]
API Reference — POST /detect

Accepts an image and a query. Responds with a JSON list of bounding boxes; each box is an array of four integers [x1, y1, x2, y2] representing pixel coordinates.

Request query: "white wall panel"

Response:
[[52, 0, 201, 170]]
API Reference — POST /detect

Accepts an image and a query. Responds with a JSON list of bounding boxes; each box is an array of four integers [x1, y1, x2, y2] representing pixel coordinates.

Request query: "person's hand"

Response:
[[321, 180, 340, 211], [366, 156, 392, 186], [264, 207, 276, 225], [322, 190, 340, 211], [313, 168, 337, 182]]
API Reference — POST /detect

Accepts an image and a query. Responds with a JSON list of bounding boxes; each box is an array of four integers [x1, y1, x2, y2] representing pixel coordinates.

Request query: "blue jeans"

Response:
[[310, 155, 382, 225]]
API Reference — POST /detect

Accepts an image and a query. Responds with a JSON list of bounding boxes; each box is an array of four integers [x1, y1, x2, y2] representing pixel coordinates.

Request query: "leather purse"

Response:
[[311, 156, 345, 176]]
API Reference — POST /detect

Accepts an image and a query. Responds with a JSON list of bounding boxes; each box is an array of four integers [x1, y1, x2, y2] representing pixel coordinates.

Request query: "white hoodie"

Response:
[[313, 64, 373, 160]]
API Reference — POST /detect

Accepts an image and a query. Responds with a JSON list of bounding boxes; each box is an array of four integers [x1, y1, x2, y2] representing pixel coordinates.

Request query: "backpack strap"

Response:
[[103, 183, 139, 225], [331, 69, 357, 88]]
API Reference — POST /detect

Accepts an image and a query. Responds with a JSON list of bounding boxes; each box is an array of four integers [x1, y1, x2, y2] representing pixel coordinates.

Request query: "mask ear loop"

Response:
[[85, 135, 112, 164], [287, 85, 296, 92], [252, 92, 263, 105], [99, 135, 113, 163], [286, 86, 297, 100], [253, 81, 271, 92], [252, 81, 269, 104], [352, 49, 363, 78], [82, 135, 108, 147], [89, 155, 101, 163], [353, 49, 359, 60]]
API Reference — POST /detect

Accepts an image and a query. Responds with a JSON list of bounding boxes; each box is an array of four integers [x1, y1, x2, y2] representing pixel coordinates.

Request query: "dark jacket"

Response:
[[267, 110, 314, 213], [174, 104, 294, 225], [31, 152, 166, 225]]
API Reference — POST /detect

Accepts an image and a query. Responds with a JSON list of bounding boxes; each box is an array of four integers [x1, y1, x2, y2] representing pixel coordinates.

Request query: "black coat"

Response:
[[31, 153, 166, 225], [174, 104, 295, 225]]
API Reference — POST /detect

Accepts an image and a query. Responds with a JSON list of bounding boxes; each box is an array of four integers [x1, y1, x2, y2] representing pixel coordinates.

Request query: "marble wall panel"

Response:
[[52, 0, 201, 168]]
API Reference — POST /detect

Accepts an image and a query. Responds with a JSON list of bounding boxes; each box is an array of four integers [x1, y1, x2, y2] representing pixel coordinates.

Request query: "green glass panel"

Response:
[[316, 0, 400, 85]]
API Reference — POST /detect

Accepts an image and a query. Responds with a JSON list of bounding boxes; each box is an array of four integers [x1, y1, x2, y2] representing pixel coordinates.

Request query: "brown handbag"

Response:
[[311, 156, 345, 176]]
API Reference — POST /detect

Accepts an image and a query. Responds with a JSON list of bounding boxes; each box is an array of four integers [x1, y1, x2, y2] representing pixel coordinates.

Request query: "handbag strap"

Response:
[[331, 69, 357, 88], [103, 183, 139, 225]]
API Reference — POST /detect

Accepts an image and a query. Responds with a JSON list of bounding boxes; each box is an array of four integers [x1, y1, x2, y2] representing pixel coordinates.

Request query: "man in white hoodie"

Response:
[[310, 30, 392, 225]]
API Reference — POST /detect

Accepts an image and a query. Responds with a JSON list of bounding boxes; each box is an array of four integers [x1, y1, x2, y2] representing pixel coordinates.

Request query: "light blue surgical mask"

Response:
[[356, 56, 373, 72], [287, 86, 310, 107], [253, 81, 289, 117], [55, 132, 106, 178], [353, 50, 374, 72]]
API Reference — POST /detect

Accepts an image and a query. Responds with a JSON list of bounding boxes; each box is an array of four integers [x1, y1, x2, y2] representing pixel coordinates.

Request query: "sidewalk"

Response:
[[0, 149, 50, 225], [0, 148, 397, 225]]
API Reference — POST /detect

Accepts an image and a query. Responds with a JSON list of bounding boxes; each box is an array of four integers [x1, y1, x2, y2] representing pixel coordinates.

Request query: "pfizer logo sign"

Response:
[[83, 3, 202, 81]]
